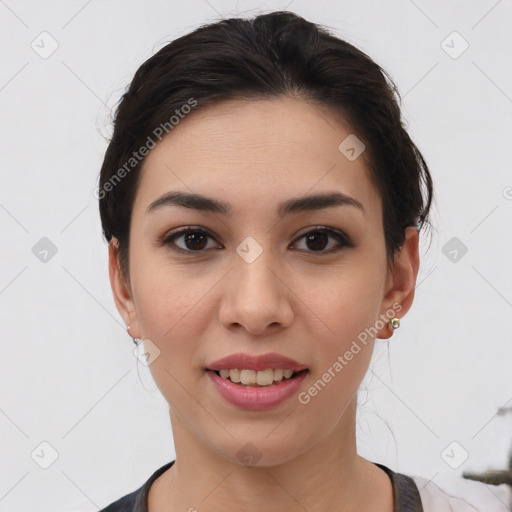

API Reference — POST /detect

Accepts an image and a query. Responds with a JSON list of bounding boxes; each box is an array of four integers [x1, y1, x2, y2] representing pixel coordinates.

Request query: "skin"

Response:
[[109, 96, 419, 512]]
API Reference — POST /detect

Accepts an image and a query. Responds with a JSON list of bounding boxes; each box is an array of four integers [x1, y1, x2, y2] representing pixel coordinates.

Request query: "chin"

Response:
[[209, 434, 308, 468]]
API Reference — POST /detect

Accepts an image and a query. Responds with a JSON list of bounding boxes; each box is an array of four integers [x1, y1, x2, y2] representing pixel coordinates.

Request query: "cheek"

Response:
[[297, 263, 385, 404], [129, 253, 209, 384], [296, 274, 381, 421], [133, 274, 207, 413], [304, 264, 385, 347], [131, 243, 208, 337]]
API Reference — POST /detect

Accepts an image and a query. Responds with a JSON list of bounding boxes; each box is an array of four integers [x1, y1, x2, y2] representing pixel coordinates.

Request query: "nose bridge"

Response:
[[219, 234, 293, 333], [234, 234, 281, 303]]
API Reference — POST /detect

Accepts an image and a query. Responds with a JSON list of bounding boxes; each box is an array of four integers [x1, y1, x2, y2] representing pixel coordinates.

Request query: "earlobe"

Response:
[[377, 226, 420, 339], [108, 238, 141, 338]]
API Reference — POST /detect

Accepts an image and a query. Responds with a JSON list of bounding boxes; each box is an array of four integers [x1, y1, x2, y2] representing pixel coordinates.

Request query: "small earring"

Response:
[[127, 325, 142, 345], [390, 317, 400, 330]]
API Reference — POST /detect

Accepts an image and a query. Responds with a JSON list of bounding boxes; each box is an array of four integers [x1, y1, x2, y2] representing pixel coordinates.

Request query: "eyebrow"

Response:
[[146, 190, 366, 218]]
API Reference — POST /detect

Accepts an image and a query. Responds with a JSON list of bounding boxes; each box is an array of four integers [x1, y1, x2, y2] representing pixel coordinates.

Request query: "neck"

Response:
[[149, 399, 393, 512], [151, 398, 393, 512]]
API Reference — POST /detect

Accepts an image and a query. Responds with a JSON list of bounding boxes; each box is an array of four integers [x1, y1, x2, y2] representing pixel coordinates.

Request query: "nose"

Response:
[[218, 248, 294, 336]]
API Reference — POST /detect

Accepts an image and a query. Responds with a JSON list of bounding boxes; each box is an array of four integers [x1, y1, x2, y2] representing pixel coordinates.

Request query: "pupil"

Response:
[[185, 232, 207, 250], [306, 232, 327, 251]]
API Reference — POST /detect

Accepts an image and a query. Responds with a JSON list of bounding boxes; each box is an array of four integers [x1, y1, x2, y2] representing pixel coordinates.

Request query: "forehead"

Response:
[[133, 97, 381, 223]]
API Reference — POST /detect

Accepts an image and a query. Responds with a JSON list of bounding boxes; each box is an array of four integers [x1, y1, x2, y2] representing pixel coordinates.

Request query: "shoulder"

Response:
[[411, 474, 511, 512], [99, 489, 139, 512], [98, 461, 175, 512]]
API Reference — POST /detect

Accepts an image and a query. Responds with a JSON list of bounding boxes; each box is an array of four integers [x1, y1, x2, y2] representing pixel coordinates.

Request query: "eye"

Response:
[[291, 227, 353, 253], [159, 226, 353, 254], [159, 227, 220, 253]]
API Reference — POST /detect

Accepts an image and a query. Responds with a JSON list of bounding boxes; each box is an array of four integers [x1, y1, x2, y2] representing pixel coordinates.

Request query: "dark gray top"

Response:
[[99, 460, 424, 512]]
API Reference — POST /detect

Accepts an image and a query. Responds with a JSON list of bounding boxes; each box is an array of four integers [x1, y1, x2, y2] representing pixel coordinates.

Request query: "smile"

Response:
[[216, 368, 302, 387], [206, 369, 309, 410]]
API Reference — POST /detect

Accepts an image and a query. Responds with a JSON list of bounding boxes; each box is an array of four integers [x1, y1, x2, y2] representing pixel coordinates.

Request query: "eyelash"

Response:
[[158, 226, 354, 255]]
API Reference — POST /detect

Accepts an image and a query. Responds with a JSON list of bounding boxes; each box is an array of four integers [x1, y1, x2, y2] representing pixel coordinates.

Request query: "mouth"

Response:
[[208, 368, 309, 387], [206, 366, 309, 410], [205, 353, 309, 408]]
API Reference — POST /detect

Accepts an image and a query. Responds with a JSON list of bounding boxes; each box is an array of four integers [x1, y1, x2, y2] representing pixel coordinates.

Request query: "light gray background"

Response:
[[1, 0, 511, 511]]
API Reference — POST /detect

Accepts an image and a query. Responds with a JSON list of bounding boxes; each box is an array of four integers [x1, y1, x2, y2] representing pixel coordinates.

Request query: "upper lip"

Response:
[[206, 352, 308, 372]]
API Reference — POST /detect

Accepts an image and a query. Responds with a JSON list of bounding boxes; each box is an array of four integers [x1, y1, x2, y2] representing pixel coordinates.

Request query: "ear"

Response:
[[108, 238, 141, 339], [377, 226, 420, 339]]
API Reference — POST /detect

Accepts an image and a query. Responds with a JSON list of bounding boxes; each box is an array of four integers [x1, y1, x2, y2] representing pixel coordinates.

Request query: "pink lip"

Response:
[[207, 369, 308, 410], [206, 352, 308, 372]]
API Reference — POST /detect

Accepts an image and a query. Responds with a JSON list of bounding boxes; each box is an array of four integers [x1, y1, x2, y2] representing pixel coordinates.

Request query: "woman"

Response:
[[97, 11, 509, 512]]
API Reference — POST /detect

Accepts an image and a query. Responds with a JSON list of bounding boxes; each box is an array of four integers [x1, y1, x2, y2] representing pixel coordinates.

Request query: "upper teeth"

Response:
[[219, 368, 295, 386]]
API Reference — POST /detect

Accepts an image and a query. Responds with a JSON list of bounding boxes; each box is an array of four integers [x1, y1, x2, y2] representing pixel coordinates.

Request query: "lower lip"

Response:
[[206, 370, 308, 410]]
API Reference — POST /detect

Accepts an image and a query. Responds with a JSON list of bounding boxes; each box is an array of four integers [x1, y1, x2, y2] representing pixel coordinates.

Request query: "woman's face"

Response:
[[110, 96, 417, 466]]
